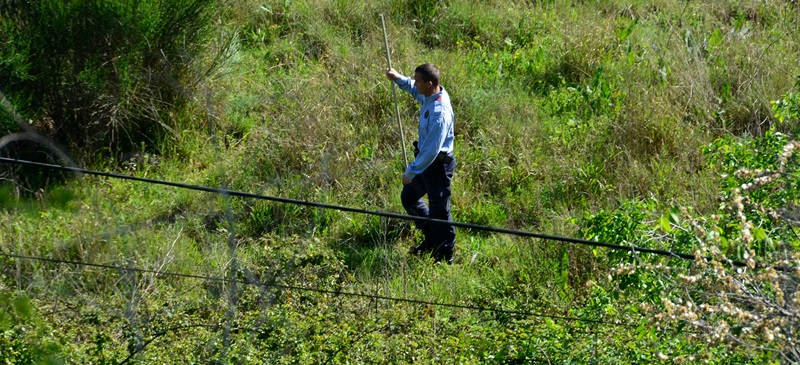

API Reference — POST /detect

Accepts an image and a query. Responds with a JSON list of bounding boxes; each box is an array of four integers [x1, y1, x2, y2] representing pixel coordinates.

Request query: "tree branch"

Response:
[[118, 323, 219, 365]]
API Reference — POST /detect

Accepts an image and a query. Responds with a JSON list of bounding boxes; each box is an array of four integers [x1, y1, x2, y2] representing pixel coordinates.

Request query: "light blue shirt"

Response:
[[395, 75, 455, 180]]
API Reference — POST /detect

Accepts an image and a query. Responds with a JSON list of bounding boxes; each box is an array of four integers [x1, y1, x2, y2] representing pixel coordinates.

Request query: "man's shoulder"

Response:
[[438, 88, 452, 103], [433, 92, 452, 113], [433, 102, 443, 114]]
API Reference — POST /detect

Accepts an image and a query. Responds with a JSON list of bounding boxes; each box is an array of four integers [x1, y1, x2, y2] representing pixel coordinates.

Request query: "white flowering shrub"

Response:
[[581, 90, 800, 362]]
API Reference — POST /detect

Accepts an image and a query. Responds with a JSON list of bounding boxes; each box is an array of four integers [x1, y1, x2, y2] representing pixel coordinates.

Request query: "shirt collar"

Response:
[[425, 85, 445, 103]]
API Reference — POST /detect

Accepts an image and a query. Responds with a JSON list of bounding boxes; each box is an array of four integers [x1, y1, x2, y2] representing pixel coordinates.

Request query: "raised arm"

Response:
[[386, 68, 425, 104]]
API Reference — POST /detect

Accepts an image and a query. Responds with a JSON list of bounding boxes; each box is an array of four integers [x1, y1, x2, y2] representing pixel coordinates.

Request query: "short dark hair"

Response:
[[414, 63, 440, 86]]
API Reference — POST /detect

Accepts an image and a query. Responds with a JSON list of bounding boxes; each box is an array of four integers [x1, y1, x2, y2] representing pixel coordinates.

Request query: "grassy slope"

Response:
[[2, 0, 800, 363]]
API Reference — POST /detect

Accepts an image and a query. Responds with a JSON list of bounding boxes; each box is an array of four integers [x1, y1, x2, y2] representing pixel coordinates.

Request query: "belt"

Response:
[[413, 141, 454, 163], [435, 151, 454, 164]]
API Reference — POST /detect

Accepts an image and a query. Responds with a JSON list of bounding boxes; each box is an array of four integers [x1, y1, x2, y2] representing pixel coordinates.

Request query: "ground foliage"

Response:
[[2, 0, 800, 363], [0, 0, 220, 154], [581, 86, 800, 363]]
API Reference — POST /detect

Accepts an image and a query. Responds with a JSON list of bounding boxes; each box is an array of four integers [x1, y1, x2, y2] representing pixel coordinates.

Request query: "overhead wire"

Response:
[[4, 155, 791, 331], [0, 156, 756, 269]]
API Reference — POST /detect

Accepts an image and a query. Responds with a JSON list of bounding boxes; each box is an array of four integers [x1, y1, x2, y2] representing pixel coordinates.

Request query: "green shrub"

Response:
[[581, 109, 800, 362], [771, 76, 800, 132], [0, 0, 218, 155], [0, 293, 63, 365]]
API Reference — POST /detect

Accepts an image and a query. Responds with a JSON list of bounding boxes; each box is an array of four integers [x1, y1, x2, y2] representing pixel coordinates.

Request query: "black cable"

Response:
[[0, 252, 632, 327], [0, 157, 746, 268]]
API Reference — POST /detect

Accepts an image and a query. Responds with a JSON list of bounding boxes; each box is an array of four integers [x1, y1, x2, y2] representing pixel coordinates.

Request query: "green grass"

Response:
[[2, 0, 800, 363]]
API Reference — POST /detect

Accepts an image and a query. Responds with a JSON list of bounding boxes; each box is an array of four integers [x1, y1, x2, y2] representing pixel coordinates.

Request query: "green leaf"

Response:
[[659, 214, 671, 232], [753, 227, 767, 241], [669, 209, 681, 226], [708, 28, 723, 48], [636, 325, 647, 341]]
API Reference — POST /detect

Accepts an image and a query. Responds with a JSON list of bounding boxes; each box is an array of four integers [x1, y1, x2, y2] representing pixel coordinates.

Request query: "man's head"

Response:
[[412, 63, 440, 96]]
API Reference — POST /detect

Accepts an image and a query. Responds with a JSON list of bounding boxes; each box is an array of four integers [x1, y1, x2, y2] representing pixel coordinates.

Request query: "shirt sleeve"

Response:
[[394, 76, 426, 104], [404, 107, 447, 179]]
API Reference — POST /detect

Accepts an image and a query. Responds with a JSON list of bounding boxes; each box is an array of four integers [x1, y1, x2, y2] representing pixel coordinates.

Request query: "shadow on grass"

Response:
[[337, 215, 409, 277]]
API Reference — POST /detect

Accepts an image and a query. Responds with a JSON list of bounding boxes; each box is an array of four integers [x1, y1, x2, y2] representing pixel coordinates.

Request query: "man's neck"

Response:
[[424, 85, 441, 97]]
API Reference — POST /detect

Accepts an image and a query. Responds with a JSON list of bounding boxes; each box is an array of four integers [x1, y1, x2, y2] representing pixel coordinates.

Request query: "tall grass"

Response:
[[0, 0, 219, 156], [168, 0, 800, 309], [2, 0, 800, 362]]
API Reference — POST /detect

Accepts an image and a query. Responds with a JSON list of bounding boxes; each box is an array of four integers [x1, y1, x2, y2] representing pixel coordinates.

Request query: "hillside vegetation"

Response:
[[2, 0, 800, 363]]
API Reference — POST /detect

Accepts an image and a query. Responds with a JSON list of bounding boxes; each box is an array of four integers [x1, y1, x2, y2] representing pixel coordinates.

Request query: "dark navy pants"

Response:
[[401, 156, 456, 253]]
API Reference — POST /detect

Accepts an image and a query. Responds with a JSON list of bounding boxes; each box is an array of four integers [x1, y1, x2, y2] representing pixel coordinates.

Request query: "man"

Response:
[[385, 63, 456, 264]]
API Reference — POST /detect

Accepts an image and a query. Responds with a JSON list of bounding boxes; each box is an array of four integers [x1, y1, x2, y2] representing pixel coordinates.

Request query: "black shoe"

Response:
[[410, 239, 435, 256], [433, 246, 454, 264]]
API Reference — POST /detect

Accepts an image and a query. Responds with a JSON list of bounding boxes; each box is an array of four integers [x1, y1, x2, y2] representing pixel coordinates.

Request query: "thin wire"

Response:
[[0, 252, 632, 327], [0, 156, 747, 269]]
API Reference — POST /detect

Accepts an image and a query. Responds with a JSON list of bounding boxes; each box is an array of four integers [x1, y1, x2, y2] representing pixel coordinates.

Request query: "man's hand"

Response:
[[402, 174, 412, 185], [386, 68, 400, 81]]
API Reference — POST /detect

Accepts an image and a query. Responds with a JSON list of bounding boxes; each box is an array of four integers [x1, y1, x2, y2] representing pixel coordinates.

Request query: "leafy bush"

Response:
[[772, 76, 800, 131], [581, 87, 800, 361], [0, 0, 217, 155], [0, 293, 63, 364]]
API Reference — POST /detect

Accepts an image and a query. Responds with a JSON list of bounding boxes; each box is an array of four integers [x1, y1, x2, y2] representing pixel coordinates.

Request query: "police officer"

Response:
[[385, 64, 456, 264]]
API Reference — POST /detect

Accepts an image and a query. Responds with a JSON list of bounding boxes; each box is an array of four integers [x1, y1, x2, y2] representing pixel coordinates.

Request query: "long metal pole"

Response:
[[380, 13, 408, 167]]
